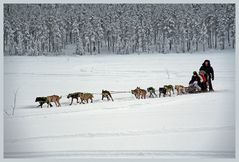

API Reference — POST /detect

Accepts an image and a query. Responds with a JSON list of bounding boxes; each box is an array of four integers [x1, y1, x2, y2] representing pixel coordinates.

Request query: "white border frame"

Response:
[[0, 0, 238, 161]]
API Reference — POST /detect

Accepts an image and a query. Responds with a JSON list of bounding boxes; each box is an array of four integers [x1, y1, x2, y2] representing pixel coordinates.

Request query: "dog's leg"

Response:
[[183, 89, 186, 94], [57, 100, 61, 107], [107, 96, 110, 101], [91, 98, 93, 103], [153, 92, 157, 97], [41, 102, 45, 108], [38, 103, 43, 108], [46, 101, 50, 108], [70, 98, 73, 105], [37, 102, 42, 108], [109, 94, 114, 101]]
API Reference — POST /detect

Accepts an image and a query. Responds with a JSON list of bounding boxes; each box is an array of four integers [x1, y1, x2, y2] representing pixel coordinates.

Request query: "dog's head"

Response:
[[102, 90, 108, 93], [35, 97, 40, 102], [147, 87, 154, 90], [67, 94, 71, 99]]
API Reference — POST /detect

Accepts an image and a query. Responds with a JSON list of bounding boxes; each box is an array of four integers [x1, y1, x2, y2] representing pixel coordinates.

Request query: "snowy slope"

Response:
[[4, 49, 235, 158]]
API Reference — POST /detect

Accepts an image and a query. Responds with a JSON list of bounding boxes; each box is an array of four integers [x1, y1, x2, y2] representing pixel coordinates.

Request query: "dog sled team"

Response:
[[35, 60, 214, 108], [35, 90, 113, 108]]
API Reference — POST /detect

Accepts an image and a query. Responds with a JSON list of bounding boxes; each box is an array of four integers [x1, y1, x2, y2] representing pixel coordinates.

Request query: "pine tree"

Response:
[[3, 4, 235, 56]]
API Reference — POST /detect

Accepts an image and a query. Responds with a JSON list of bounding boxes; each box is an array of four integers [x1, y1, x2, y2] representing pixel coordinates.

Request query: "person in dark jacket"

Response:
[[199, 60, 214, 91], [189, 71, 203, 92]]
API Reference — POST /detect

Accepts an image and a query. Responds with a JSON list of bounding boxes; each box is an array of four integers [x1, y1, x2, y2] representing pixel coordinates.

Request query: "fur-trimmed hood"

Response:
[[202, 60, 211, 67]]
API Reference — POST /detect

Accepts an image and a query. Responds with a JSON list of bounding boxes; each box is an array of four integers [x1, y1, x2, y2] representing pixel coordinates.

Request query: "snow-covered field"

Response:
[[4, 49, 235, 158]]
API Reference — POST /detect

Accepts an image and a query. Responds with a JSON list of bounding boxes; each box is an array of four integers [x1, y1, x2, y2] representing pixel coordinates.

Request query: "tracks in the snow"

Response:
[[8, 92, 207, 119], [5, 125, 234, 144], [4, 150, 235, 158]]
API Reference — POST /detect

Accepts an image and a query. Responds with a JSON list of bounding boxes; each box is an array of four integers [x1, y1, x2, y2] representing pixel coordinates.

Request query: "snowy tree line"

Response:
[[4, 4, 235, 56]]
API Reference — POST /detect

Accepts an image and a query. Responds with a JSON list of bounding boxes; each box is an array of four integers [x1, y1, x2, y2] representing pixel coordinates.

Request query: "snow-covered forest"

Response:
[[4, 4, 235, 56]]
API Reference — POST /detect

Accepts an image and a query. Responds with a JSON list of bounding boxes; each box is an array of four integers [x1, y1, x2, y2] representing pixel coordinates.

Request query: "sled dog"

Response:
[[102, 90, 114, 101], [159, 87, 167, 97], [147, 87, 157, 98], [164, 85, 174, 96], [47, 95, 62, 107], [35, 97, 52, 108], [131, 87, 146, 99], [79, 93, 94, 104], [175, 85, 186, 95], [67, 92, 82, 105]]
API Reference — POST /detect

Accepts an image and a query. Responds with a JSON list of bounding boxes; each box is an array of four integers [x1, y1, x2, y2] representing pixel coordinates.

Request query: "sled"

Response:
[[186, 86, 213, 94]]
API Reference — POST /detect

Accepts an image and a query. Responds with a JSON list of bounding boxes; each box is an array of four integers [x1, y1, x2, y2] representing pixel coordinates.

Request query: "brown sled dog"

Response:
[[175, 85, 186, 95], [131, 87, 146, 99], [102, 90, 114, 101], [131, 89, 139, 99], [79, 93, 94, 104], [47, 95, 62, 107]]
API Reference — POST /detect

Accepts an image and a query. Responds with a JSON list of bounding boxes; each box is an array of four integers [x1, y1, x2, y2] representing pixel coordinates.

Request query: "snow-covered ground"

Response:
[[4, 49, 235, 158]]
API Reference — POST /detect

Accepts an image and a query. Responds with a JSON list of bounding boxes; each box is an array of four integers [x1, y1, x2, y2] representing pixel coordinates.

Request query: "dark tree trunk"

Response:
[[162, 32, 165, 53], [70, 31, 72, 44], [227, 25, 230, 46], [169, 40, 172, 51], [112, 36, 115, 53], [214, 31, 217, 49], [89, 35, 92, 55], [196, 41, 198, 51], [97, 40, 100, 54]]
